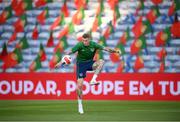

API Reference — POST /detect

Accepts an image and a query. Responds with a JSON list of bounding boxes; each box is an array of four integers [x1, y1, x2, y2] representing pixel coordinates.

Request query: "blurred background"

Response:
[[0, 0, 179, 73]]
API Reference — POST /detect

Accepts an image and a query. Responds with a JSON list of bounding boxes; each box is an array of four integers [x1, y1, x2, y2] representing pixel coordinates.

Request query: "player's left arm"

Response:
[[103, 47, 121, 54]]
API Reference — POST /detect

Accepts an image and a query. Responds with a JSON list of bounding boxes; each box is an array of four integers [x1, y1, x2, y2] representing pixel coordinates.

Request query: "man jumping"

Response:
[[56, 33, 120, 114]]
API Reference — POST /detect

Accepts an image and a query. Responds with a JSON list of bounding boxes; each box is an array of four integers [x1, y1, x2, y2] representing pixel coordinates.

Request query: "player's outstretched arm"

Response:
[[103, 47, 121, 54], [55, 61, 64, 68], [55, 51, 73, 68], [65, 50, 74, 55]]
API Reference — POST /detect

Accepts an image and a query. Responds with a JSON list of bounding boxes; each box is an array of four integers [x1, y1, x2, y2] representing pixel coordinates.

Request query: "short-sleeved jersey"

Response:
[[71, 41, 104, 62]]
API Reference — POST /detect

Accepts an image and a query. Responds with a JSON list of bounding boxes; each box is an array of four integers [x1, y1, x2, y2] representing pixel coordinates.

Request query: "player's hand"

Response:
[[55, 61, 66, 68], [115, 49, 121, 55], [55, 62, 61, 68]]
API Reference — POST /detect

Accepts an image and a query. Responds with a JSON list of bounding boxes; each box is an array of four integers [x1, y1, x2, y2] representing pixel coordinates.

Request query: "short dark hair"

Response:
[[82, 33, 90, 39]]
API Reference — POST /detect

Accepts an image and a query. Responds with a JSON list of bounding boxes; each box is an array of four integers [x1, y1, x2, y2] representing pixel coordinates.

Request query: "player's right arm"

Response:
[[55, 61, 64, 68], [65, 42, 82, 55], [65, 50, 73, 55], [55, 42, 81, 68]]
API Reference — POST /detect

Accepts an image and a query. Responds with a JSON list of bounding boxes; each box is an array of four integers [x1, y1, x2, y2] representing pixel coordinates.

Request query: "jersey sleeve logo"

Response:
[[90, 48, 95, 52]]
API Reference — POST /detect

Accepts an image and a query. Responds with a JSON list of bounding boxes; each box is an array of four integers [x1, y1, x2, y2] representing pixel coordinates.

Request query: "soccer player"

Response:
[[56, 33, 120, 114]]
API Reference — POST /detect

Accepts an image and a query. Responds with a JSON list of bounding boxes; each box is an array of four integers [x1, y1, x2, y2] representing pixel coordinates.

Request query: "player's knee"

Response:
[[77, 79, 83, 89], [99, 59, 105, 65], [77, 84, 82, 91]]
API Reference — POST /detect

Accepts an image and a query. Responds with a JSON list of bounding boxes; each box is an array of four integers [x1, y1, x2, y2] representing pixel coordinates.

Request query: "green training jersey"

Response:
[[71, 41, 104, 62]]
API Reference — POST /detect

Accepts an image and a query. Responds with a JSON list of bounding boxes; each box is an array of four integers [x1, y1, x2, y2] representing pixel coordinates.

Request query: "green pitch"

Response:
[[0, 100, 180, 121]]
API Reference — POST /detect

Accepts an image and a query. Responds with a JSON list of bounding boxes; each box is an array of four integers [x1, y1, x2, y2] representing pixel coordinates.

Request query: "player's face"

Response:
[[82, 37, 90, 46]]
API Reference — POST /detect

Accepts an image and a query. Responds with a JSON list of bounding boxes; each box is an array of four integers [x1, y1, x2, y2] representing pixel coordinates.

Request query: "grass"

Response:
[[0, 100, 180, 121]]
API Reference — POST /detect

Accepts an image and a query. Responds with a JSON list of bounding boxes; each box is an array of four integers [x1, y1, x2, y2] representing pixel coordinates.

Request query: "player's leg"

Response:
[[90, 59, 105, 85], [76, 62, 84, 114], [77, 78, 84, 114], [77, 78, 83, 99]]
